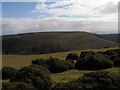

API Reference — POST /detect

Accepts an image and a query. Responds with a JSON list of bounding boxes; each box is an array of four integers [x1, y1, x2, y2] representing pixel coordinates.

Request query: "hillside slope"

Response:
[[2, 32, 117, 54], [99, 34, 120, 43]]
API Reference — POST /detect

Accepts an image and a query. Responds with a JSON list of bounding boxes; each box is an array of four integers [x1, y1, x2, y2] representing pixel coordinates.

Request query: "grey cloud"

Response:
[[100, 2, 118, 14]]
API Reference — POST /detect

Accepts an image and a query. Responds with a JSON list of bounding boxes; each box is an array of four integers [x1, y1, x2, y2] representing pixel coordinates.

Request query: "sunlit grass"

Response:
[[2, 47, 119, 69], [51, 67, 120, 83]]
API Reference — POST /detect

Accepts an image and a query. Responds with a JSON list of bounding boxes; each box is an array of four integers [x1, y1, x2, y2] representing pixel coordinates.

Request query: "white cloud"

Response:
[[2, 17, 118, 35], [2, 0, 119, 35], [33, 0, 119, 21]]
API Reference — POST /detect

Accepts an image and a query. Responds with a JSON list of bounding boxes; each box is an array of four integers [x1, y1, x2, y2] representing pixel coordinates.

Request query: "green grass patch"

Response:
[[51, 67, 120, 84]]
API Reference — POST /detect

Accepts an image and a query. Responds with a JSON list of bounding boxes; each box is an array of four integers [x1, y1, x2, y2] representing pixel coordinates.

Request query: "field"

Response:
[[2, 47, 120, 88], [2, 47, 119, 69]]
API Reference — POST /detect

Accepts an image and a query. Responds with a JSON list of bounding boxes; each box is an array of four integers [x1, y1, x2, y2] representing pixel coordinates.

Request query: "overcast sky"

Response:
[[2, 0, 119, 35]]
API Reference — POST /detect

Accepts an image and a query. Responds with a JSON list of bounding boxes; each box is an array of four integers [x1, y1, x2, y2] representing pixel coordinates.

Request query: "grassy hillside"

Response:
[[99, 34, 120, 43], [2, 47, 119, 69], [2, 32, 117, 54]]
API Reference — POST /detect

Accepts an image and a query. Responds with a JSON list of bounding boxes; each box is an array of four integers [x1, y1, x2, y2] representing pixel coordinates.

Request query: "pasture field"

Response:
[[2, 47, 119, 69], [2, 47, 120, 87]]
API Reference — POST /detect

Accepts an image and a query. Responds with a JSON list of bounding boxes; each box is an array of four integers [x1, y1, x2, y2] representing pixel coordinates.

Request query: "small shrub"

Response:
[[2, 82, 35, 89], [11, 65, 52, 89], [2, 67, 17, 80], [32, 58, 49, 68], [80, 51, 95, 58], [81, 71, 120, 88], [113, 58, 120, 67], [52, 81, 84, 89], [31, 75, 52, 89], [66, 53, 79, 60], [98, 49, 120, 61], [66, 59, 75, 63], [75, 55, 113, 70], [47, 58, 75, 73]]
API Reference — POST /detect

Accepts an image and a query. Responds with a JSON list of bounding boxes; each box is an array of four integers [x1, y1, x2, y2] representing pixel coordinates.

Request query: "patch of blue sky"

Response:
[[44, 2, 55, 5], [58, 15, 99, 18], [2, 2, 37, 18], [37, 2, 55, 5], [45, 0, 68, 2], [2, 0, 65, 2]]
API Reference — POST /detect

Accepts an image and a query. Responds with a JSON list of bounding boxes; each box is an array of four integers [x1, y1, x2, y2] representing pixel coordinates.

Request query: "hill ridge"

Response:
[[2, 32, 117, 55]]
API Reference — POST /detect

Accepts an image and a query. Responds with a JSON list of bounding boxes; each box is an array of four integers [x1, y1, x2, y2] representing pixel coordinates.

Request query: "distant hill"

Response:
[[99, 34, 120, 44], [2, 32, 117, 54]]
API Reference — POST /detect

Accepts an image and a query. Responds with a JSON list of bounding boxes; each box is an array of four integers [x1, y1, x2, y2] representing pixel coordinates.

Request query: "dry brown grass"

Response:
[[2, 47, 119, 69]]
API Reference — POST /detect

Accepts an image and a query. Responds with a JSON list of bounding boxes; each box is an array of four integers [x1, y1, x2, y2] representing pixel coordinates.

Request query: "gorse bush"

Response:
[[32, 58, 75, 73], [2, 67, 17, 80], [66, 53, 79, 60], [31, 75, 52, 89], [29, 65, 51, 74], [11, 65, 51, 82], [80, 71, 120, 88], [52, 71, 120, 89], [113, 57, 120, 67], [80, 51, 95, 58], [47, 58, 75, 73], [75, 55, 113, 70], [66, 59, 75, 63], [2, 82, 35, 89], [32, 58, 47, 65], [32, 58, 49, 68], [80, 51, 110, 59], [98, 49, 120, 61], [52, 81, 84, 89], [102, 49, 120, 56], [11, 65, 52, 89]]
